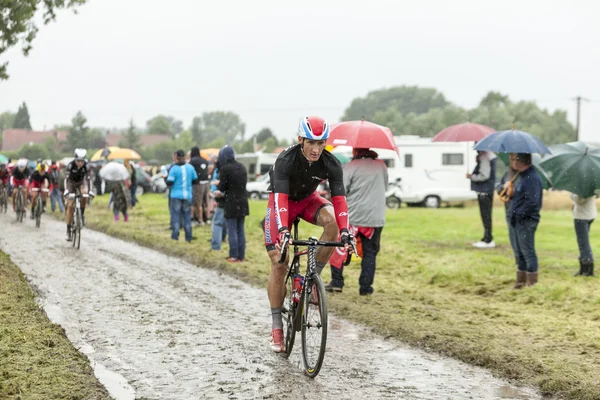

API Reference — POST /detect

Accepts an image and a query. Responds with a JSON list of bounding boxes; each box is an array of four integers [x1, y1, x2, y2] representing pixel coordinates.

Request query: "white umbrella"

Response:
[[100, 162, 130, 182]]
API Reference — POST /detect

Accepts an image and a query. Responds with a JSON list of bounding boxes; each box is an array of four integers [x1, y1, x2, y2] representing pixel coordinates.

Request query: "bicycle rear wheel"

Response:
[[35, 197, 42, 228], [301, 272, 328, 378], [281, 268, 297, 358]]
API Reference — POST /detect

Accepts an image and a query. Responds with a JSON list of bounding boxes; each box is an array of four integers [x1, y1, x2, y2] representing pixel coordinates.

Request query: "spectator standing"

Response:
[[112, 179, 131, 222], [496, 154, 521, 269], [189, 146, 210, 226], [468, 151, 497, 248], [124, 159, 137, 207], [210, 157, 227, 250], [214, 146, 249, 262], [571, 193, 597, 277], [510, 153, 543, 288], [166, 150, 198, 242], [325, 148, 388, 295], [58, 162, 67, 197], [49, 161, 65, 213]]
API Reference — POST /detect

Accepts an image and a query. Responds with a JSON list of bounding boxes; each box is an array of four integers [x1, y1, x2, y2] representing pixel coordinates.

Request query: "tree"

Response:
[[368, 90, 576, 144], [261, 137, 278, 153], [13, 102, 32, 130], [0, 111, 16, 130], [88, 128, 107, 149], [255, 127, 276, 144], [189, 111, 245, 145], [0, 0, 87, 80], [18, 143, 49, 161], [205, 137, 226, 149], [121, 119, 140, 149], [342, 86, 450, 122], [65, 111, 90, 151], [146, 115, 183, 137], [239, 139, 254, 154]]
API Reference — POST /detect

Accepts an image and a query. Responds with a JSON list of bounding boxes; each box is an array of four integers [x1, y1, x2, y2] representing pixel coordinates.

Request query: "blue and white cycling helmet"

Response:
[[297, 116, 330, 141]]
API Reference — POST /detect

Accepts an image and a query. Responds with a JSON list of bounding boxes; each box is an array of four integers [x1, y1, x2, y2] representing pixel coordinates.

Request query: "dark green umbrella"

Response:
[[539, 141, 600, 198], [497, 153, 553, 190]]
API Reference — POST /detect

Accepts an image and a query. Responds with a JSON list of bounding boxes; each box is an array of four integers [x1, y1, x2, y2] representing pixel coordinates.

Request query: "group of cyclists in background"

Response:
[[0, 148, 93, 241]]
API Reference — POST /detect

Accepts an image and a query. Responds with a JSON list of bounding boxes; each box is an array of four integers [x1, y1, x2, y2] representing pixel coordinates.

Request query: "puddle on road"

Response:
[[0, 215, 541, 399], [42, 301, 135, 400]]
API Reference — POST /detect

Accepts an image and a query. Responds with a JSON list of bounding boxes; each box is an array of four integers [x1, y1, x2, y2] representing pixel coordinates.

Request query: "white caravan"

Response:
[[332, 136, 479, 208], [236, 152, 279, 182]]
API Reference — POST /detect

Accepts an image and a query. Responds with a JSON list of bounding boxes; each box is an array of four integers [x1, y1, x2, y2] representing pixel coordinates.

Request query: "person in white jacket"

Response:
[[571, 193, 598, 276]]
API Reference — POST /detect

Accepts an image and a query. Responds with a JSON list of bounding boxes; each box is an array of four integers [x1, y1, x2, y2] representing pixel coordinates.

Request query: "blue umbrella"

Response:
[[473, 130, 551, 154]]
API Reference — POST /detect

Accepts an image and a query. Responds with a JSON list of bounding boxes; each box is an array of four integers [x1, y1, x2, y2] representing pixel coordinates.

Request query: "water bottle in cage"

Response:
[[293, 274, 304, 303]]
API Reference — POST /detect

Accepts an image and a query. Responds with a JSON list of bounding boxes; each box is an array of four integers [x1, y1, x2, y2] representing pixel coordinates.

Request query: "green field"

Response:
[[75, 193, 600, 398], [0, 252, 110, 400]]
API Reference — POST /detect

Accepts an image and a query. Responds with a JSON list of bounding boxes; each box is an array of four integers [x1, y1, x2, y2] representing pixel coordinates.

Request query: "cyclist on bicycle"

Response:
[[264, 116, 352, 353], [10, 158, 29, 212], [0, 163, 8, 190], [29, 162, 51, 219], [64, 149, 92, 241]]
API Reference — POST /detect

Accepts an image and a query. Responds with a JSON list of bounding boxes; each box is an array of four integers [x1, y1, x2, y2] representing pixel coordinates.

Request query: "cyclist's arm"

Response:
[[272, 161, 291, 232], [328, 162, 349, 233]]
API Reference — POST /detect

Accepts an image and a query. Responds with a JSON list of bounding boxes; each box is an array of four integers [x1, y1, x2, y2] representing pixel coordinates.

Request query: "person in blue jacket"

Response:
[[509, 153, 543, 288], [166, 149, 198, 242]]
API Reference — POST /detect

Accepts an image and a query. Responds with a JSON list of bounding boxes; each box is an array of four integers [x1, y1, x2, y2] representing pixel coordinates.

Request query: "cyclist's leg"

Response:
[[65, 181, 75, 226], [266, 194, 289, 309], [21, 186, 28, 209], [79, 182, 88, 212], [265, 193, 304, 351], [41, 182, 49, 209], [30, 189, 39, 214]]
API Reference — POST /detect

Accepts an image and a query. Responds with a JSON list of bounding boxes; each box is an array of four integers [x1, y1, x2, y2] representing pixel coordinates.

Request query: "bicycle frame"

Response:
[[281, 219, 355, 331]]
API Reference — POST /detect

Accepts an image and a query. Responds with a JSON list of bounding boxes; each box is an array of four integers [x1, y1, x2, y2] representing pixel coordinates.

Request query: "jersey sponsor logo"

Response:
[[265, 208, 272, 242], [338, 212, 348, 217], [278, 207, 288, 213], [312, 176, 324, 181]]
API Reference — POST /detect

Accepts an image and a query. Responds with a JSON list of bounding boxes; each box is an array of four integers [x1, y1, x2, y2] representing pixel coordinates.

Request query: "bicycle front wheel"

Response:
[[35, 197, 42, 228], [71, 209, 80, 249], [301, 272, 328, 378], [16, 194, 23, 222], [281, 269, 297, 358]]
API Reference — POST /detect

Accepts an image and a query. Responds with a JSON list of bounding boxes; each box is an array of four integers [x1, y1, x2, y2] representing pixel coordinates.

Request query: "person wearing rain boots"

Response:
[[509, 153, 543, 288], [571, 193, 597, 277]]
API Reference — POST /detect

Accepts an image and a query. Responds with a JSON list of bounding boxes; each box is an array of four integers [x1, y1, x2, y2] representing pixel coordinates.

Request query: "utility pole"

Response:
[[573, 96, 590, 140]]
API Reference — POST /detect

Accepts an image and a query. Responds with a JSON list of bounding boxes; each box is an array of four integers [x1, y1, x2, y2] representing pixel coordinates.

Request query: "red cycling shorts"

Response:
[[12, 179, 27, 188], [264, 191, 331, 251], [31, 180, 49, 190]]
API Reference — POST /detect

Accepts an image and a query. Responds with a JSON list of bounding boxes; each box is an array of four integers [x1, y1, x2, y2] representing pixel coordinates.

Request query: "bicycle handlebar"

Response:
[[278, 233, 359, 264]]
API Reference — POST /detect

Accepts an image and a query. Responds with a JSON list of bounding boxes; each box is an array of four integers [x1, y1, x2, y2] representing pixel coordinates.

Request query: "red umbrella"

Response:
[[432, 123, 495, 143], [327, 120, 398, 152]]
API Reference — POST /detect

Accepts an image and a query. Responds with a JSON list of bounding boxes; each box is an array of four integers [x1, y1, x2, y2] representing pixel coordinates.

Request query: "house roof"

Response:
[[1, 129, 68, 151]]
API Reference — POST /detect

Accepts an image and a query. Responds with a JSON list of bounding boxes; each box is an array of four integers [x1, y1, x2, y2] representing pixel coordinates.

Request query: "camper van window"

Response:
[[442, 153, 464, 166], [248, 163, 256, 175], [404, 154, 413, 168]]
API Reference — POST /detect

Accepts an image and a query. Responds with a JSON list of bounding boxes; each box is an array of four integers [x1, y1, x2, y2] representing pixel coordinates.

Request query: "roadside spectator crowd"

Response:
[[469, 151, 597, 288], [163, 146, 249, 263]]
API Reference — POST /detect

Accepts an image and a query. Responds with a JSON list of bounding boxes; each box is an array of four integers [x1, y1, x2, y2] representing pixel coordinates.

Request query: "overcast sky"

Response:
[[1, 0, 599, 142]]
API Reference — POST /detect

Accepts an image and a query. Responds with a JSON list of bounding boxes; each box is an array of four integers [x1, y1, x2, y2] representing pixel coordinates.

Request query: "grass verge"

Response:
[[0, 251, 110, 400], [80, 192, 600, 399]]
